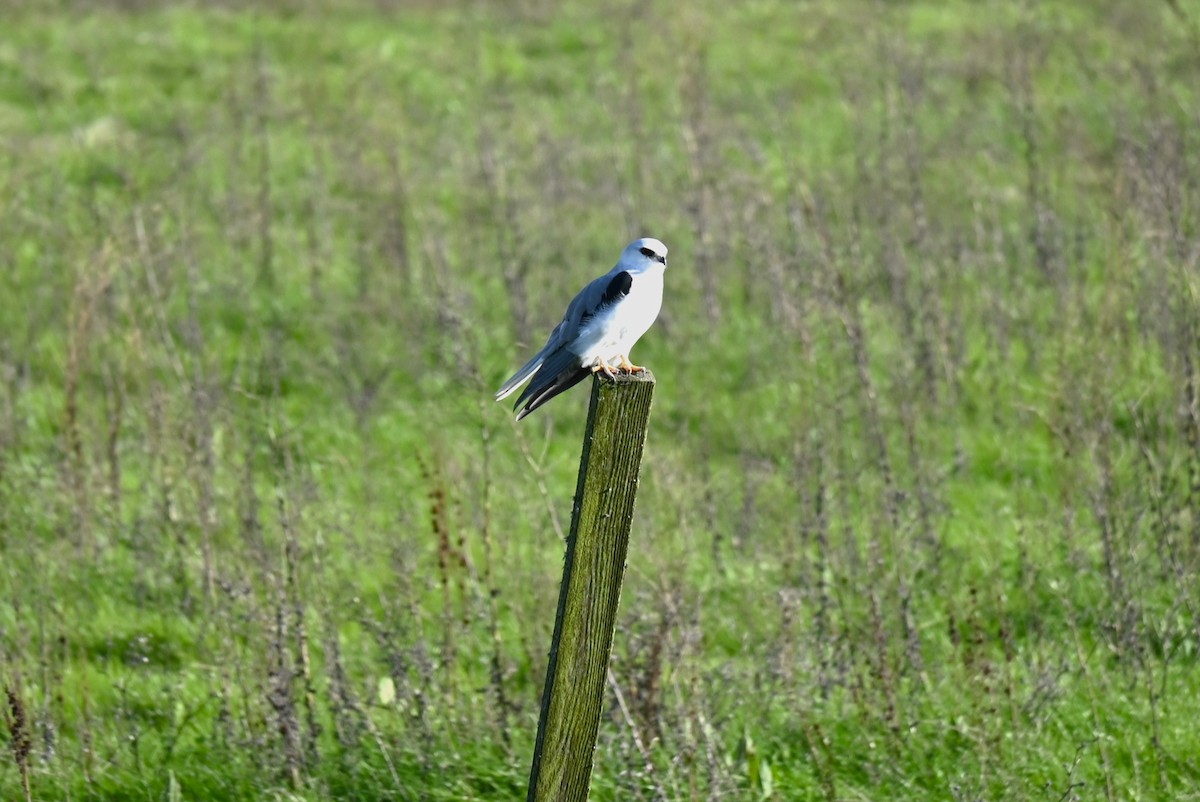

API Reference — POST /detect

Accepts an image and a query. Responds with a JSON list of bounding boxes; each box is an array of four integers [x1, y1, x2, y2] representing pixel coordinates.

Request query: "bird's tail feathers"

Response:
[[494, 353, 544, 401], [515, 367, 589, 421], [511, 347, 587, 420]]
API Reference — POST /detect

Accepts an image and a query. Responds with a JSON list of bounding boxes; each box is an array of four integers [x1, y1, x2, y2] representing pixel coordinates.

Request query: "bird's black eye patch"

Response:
[[639, 246, 655, 258]]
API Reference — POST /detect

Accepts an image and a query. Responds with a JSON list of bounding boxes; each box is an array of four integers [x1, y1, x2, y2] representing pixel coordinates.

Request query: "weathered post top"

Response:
[[527, 371, 656, 802]]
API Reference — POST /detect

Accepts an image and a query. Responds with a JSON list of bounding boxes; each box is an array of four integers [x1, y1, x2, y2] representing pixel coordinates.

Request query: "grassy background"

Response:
[[2, 0, 1200, 799]]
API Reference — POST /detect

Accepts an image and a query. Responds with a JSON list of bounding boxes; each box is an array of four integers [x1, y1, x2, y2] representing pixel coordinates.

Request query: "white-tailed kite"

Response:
[[496, 237, 668, 421]]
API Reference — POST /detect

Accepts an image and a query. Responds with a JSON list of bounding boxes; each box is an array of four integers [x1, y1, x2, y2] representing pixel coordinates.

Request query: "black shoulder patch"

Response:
[[601, 271, 633, 307]]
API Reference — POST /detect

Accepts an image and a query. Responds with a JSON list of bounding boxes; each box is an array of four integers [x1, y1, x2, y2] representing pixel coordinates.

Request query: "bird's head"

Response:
[[624, 237, 668, 269]]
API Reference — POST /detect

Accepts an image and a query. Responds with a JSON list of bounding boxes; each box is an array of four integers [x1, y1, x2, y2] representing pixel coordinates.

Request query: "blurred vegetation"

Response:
[[2, 0, 1200, 799]]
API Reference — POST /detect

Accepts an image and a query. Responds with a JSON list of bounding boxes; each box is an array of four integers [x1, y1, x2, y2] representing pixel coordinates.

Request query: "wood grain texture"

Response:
[[527, 371, 656, 802]]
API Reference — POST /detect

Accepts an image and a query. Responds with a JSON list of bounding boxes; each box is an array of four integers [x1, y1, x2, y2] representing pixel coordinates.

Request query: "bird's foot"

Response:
[[591, 359, 618, 378], [617, 355, 645, 373]]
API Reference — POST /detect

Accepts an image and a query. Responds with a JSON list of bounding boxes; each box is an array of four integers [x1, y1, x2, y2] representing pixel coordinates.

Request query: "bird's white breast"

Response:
[[572, 266, 664, 364]]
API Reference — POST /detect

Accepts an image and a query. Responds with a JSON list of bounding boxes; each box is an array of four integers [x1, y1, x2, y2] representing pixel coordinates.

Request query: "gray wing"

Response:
[[494, 270, 619, 401]]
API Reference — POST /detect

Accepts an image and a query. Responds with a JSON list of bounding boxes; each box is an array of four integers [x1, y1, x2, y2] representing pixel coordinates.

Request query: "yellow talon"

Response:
[[591, 358, 618, 378], [618, 355, 644, 373]]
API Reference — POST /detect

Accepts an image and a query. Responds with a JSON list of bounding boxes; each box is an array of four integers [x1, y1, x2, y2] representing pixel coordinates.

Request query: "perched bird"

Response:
[[496, 237, 668, 421]]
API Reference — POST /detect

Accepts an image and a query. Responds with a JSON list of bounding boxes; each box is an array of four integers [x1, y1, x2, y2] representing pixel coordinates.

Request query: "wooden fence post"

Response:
[[526, 371, 656, 802]]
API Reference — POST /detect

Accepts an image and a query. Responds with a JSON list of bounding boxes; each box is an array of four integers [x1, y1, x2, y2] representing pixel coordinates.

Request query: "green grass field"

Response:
[[3, 0, 1200, 799]]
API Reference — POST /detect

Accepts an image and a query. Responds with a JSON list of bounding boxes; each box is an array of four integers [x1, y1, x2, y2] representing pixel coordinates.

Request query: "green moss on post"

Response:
[[527, 371, 656, 802]]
